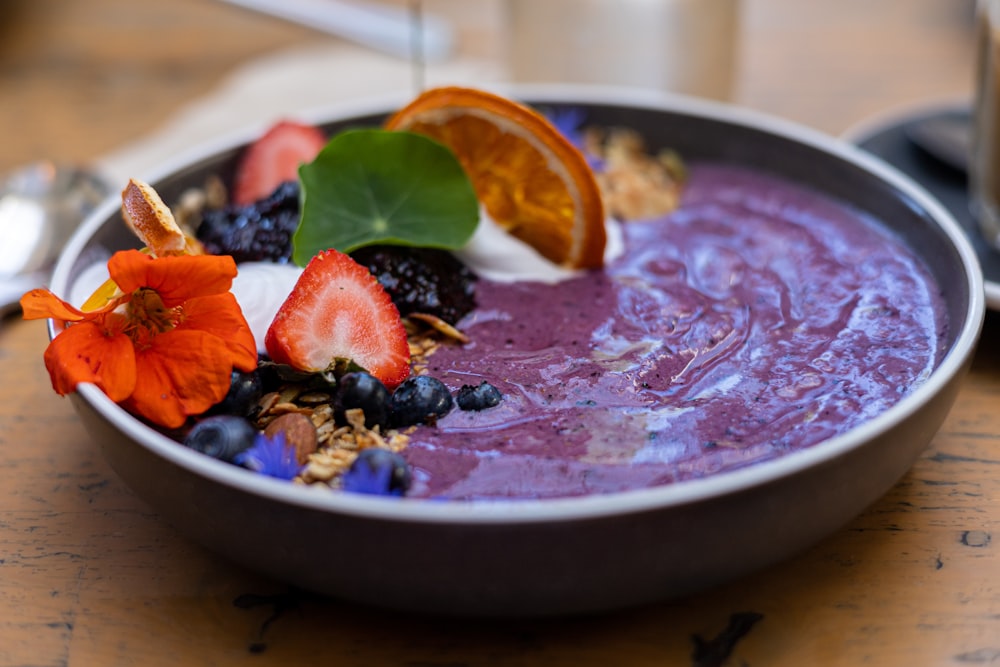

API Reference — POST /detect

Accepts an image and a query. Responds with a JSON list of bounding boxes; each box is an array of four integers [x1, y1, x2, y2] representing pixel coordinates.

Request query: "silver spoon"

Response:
[[0, 161, 112, 316]]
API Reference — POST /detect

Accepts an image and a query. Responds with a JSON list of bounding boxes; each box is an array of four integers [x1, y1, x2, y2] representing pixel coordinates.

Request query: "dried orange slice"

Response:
[[385, 86, 606, 269], [121, 178, 202, 257]]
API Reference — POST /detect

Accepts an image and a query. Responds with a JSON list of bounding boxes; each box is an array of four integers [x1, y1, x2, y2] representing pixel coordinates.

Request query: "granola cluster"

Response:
[[253, 385, 409, 488], [583, 126, 685, 221]]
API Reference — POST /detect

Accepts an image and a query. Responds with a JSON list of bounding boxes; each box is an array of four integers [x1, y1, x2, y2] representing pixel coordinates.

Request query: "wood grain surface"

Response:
[[1, 0, 997, 665]]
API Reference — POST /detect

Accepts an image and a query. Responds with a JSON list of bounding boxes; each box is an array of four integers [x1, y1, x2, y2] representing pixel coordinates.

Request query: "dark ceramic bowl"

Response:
[[48, 85, 984, 617]]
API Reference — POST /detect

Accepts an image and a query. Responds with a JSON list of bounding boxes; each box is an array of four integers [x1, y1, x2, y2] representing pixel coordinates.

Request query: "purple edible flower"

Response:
[[234, 432, 303, 480], [546, 106, 587, 147], [545, 107, 606, 172]]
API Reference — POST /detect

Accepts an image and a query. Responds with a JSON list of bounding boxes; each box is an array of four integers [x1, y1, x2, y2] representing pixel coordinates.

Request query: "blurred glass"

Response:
[[972, 0, 1000, 248], [505, 0, 739, 101]]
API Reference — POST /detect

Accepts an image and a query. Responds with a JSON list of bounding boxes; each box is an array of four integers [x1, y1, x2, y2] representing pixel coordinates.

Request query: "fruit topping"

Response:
[[389, 375, 454, 427], [341, 447, 412, 497], [332, 371, 391, 430], [456, 381, 503, 411], [264, 249, 411, 390], [232, 120, 326, 206], [350, 245, 477, 323], [196, 181, 301, 263], [183, 415, 258, 463], [208, 368, 264, 418], [385, 86, 607, 269]]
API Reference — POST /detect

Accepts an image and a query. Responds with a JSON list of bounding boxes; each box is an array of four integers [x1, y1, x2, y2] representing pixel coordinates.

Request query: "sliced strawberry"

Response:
[[264, 249, 411, 390], [232, 120, 327, 205]]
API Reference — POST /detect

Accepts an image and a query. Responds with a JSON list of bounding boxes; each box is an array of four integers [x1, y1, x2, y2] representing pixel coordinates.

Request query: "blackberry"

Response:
[[350, 245, 477, 323], [196, 181, 300, 263]]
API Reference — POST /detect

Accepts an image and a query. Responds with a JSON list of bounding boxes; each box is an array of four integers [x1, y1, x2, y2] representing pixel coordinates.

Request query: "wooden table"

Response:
[[1, 0, 995, 664]]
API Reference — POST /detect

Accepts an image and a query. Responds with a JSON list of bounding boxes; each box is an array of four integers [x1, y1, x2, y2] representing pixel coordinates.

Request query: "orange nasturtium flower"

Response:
[[21, 249, 257, 429]]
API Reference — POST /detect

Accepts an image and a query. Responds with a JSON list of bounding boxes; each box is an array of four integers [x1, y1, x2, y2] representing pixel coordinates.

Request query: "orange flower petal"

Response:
[[42, 317, 137, 402], [21, 288, 89, 322], [31, 249, 257, 428], [108, 250, 237, 307], [22, 286, 127, 323], [179, 294, 258, 371], [125, 329, 236, 429]]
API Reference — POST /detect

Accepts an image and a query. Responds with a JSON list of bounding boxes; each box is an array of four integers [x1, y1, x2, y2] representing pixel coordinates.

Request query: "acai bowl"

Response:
[[41, 85, 983, 616]]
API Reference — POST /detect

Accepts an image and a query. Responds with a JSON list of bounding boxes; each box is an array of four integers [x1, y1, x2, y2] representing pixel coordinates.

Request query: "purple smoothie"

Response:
[[401, 164, 947, 500]]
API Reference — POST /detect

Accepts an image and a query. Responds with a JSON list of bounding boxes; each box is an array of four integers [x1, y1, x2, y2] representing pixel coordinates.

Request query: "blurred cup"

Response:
[[504, 0, 740, 101], [972, 0, 1000, 248]]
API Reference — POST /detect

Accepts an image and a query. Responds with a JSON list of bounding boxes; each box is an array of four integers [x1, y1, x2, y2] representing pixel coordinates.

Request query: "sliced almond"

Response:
[[406, 312, 470, 343], [264, 412, 318, 465]]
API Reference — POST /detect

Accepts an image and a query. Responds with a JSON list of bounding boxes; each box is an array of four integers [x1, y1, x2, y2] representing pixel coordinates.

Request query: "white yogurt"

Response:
[[229, 262, 304, 353], [455, 211, 623, 284]]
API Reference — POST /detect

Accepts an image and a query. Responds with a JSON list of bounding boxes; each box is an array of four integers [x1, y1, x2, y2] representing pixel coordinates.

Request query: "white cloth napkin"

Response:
[[97, 43, 504, 185]]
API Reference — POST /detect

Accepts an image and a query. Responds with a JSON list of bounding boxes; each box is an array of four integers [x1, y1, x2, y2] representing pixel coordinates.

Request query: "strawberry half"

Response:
[[232, 120, 327, 205], [264, 249, 411, 390]]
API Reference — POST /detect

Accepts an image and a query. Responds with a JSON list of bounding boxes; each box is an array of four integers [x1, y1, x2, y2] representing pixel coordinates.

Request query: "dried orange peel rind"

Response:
[[82, 179, 202, 312], [385, 86, 606, 270], [121, 178, 202, 257]]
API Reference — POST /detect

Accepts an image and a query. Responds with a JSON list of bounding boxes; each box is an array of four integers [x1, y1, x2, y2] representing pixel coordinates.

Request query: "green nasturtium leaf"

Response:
[[293, 128, 479, 267]]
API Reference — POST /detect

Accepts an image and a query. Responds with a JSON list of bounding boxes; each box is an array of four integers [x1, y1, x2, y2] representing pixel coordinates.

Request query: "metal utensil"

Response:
[[0, 161, 111, 315], [216, 0, 453, 63]]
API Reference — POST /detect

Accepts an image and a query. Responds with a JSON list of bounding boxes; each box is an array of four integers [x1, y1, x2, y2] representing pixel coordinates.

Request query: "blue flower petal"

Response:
[[545, 107, 606, 172], [546, 107, 587, 147], [234, 432, 303, 480], [342, 461, 394, 495]]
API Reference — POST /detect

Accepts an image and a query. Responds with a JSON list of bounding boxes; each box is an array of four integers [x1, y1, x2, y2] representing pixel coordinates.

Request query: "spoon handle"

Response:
[[215, 0, 453, 62]]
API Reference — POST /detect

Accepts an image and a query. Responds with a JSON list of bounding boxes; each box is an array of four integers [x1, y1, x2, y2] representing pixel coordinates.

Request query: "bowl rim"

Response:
[[838, 95, 1000, 310], [51, 84, 986, 525]]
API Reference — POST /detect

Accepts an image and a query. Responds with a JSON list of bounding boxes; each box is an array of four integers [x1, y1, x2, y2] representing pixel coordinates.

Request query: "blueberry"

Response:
[[341, 448, 412, 496], [183, 415, 258, 462], [209, 368, 263, 417], [389, 375, 454, 427], [333, 371, 391, 429], [456, 381, 503, 411]]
